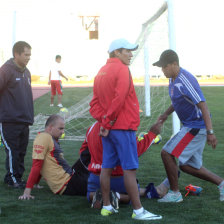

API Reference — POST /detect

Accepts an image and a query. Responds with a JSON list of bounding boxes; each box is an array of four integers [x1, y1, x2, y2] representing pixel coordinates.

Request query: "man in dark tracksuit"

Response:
[[0, 41, 34, 188]]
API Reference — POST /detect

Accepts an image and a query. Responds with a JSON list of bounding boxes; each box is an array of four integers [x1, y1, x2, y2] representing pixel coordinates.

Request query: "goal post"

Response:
[[131, 0, 180, 136], [167, 0, 180, 135], [131, 2, 168, 118]]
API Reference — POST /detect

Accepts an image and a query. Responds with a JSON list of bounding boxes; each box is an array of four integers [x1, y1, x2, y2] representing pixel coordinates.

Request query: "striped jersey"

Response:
[[169, 67, 206, 128]]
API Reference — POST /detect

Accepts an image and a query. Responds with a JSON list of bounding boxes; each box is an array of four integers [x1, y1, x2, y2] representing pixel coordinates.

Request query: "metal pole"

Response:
[[144, 39, 151, 117], [166, 0, 180, 135]]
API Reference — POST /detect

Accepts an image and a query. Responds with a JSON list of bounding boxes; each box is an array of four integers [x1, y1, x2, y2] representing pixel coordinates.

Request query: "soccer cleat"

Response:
[[145, 183, 160, 199], [50, 104, 54, 107], [57, 104, 63, 108], [158, 190, 183, 203], [91, 189, 103, 209], [218, 183, 224, 201], [132, 209, 162, 220], [185, 184, 203, 197], [101, 207, 118, 216], [110, 190, 119, 209]]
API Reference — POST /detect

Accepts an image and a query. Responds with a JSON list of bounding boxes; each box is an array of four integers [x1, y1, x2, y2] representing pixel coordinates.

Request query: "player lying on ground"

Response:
[[81, 121, 172, 209]]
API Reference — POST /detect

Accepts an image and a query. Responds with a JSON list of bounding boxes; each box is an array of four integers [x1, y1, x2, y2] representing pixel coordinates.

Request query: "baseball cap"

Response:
[[153, 49, 179, 67], [108, 38, 138, 53]]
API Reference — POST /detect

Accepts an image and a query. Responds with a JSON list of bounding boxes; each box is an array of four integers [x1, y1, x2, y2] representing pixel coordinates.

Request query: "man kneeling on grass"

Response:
[[19, 114, 90, 200]]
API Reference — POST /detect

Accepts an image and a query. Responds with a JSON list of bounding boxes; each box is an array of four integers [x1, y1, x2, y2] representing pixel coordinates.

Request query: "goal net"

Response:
[[30, 2, 173, 141]]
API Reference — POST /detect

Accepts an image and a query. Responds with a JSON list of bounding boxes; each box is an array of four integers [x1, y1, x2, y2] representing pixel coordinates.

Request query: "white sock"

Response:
[[133, 207, 144, 215], [103, 205, 113, 210], [219, 180, 224, 187], [162, 178, 170, 188], [116, 192, 120, 199]]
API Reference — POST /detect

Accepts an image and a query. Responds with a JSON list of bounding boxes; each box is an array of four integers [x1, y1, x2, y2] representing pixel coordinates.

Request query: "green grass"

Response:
[[0, 86, 224, 223]]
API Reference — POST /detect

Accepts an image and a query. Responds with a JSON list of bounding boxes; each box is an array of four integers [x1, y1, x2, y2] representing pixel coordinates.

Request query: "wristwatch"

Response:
[[207, 129, 214, 135]]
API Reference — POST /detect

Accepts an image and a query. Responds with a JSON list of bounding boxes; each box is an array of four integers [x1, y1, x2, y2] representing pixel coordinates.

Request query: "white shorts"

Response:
[[162, 126, 206, 169]]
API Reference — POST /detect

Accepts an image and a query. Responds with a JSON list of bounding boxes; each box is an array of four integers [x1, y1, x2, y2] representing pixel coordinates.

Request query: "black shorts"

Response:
[[63, 159, 89, 196]]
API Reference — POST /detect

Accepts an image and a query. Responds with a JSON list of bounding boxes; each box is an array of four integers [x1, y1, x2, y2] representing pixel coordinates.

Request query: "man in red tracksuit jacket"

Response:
[[89, 38, 162, 220]]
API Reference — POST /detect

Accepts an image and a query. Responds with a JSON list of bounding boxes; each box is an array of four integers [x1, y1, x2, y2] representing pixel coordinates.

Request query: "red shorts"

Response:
[[51, 80, 63, 95]]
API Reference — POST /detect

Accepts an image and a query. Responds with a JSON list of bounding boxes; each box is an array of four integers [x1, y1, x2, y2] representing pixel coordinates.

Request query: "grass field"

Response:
[[0, 86, 224, 224]]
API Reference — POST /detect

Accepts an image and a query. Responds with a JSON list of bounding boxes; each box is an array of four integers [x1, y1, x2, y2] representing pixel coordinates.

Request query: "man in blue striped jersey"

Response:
[[153, 50, 224, 202]]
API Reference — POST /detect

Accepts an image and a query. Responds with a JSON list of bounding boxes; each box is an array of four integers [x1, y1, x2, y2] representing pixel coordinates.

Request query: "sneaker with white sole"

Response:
[[57, 104, 63, 108], [91, 189, 102, 209], [101, 207, 118, 216], [110, 190, 119, 209], [158, 190, 183, 203], [218, 183, 224, 201], [50, 104, 54, 107], [132, 209, 162, 220]]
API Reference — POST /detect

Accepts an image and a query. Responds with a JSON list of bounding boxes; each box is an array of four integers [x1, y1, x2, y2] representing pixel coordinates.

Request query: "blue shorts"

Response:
[[163, 127, 206, 169], [102, 130, 138, 170], [87, 173, 127, 202]]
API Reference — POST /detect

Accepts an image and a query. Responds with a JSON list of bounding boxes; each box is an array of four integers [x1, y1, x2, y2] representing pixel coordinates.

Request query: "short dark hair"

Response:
[[12, 41, 31, 57], [45, 114, 64, 128], [109, 48, 123, 58], [56, 55, 61, 60]]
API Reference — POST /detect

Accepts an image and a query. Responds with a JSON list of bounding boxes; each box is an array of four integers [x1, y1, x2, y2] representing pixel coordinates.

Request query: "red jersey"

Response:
[[79, 122, 157, 176], [89, 58, 140, 130]]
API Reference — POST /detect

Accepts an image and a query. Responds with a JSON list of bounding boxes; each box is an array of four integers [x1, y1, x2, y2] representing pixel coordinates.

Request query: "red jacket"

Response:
[[89, 58, 140, 130], [79, 122, 157, 176]]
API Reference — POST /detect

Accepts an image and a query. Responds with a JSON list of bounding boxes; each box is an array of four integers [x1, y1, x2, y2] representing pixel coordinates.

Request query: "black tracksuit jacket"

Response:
[[0, 58, 34, 125]]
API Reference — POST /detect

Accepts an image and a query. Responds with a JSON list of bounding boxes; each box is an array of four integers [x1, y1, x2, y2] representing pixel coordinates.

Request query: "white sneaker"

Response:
[[132, 209, 162, 220], [57, 104, 63, 108], [158, 190, 183, 203], [218, 182, 224, 201], [50, 104, 54, 107]]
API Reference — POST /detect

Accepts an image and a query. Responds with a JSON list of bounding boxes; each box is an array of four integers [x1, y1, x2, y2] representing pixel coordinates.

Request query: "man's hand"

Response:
[[18, 188, 35, 200], [48, 80, 51, 85], [110, 118, 116, 126], [207, 134, 217, 149], [149, 119, 163, 135], [99, 126, 110, 137]]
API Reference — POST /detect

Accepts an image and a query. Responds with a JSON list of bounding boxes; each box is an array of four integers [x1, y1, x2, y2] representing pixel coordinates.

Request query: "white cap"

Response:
[[108, 38, 138, 53]]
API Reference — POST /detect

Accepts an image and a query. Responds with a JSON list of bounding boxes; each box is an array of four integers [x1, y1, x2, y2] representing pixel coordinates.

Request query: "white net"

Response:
[[30, 2, 173, 141]]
